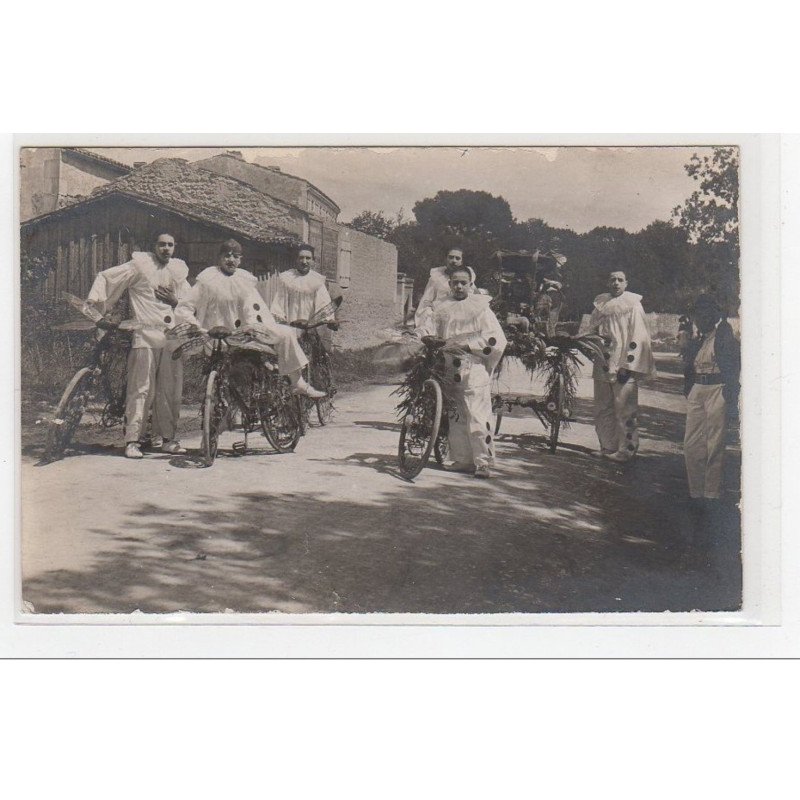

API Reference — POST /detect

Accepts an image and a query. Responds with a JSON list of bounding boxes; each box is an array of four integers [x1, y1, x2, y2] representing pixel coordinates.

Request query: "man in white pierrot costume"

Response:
[[270, 244, 338, 332], [417, 266, 507, 478], [86, 231, 191, 459], [589, 270, 656, 462], [414, 246, 478, 329], [175, 239, 324, 397]]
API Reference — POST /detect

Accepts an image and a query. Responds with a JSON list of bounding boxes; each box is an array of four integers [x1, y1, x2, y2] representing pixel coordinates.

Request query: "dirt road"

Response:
[[20, 354, 741, 614]]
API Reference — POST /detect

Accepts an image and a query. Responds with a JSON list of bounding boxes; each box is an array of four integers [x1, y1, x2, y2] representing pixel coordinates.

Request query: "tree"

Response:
[[671, 146, 740, 310], [348, 210, 397, 240], [400, 190, 517, 287], [672, 147, 739, 246]]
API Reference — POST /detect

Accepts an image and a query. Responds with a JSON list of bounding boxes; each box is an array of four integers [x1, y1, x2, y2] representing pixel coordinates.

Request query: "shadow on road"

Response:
[[23, 437, 742, 615]]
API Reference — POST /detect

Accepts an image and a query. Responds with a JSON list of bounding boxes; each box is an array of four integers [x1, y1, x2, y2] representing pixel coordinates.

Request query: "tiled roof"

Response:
[[90, 158, 302, 245], [67, 148, 132, 174]]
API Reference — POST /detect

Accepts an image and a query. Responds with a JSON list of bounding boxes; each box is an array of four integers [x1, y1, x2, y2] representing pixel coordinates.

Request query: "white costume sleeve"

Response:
[[623, 303, 656, 377], [269, 277, 289, 322], [242, 286, 280, 331], [174, 283, 206, 328], [414, 274, 441, 328], [314, 281, 334, 321], [464, 308, 507, 374], [86, 260, 136, 312]]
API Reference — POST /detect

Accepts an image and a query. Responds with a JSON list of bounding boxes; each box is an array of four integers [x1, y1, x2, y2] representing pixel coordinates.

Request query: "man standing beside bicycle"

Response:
[[86, 231, 191, 459], [416, 266, 507, 479], [174, 239, 325, 398], [589, 269, 655, 463]]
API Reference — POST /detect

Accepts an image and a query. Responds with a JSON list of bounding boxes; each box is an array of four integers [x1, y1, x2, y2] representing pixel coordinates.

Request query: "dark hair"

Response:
[[446, 246, 464, 257], [693, 294, 722, 315], [448, 266, 473, 281], [218, 238, 243, 255], [151, 230, 176, 244], [297, 244, 315, 256]]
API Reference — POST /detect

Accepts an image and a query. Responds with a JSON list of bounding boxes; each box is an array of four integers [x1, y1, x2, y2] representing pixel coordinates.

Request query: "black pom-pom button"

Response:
[[483, 346, 492, 355], [253, 303, 260, 310], [234, 319, 241, 328], [629, 341, 637, 349], [452, 358, 461, 368], [163, 315, 172, 323], [488, 337, 497, 346], [257, 315, 263, 323], [626, 354, 635, 362]]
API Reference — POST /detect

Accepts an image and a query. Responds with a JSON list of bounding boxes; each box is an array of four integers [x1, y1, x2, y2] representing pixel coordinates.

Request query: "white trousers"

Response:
[[446, 367, 495, 469], [593, 377, 639, 457], [684, 383, 726, 499], [125, 342, 183, 443], [257, 325, 308, 375]]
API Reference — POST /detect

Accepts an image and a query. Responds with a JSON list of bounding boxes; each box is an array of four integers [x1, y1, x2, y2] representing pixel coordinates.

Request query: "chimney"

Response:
[[226, 150, 244, 160], [133, 162, 146, 168]]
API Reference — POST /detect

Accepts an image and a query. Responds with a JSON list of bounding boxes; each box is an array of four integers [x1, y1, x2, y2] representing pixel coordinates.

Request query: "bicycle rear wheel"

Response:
[[202, 370, 224, 466], [45, 367, 94, 461], [260, 373, 302, 453], [309, 347, 335, 426], [398, 378, 442, 479]]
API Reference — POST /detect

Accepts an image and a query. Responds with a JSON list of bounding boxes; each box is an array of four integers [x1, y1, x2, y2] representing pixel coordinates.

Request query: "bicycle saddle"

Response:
[[208, 326, 232, 340]]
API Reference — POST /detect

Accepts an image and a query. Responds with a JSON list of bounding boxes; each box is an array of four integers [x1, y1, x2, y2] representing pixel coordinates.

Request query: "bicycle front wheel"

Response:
[[45, 367, 94, 461], [398, 378, 442, 479], [202, 370, 224, 466], [260, 373, 302, 453]]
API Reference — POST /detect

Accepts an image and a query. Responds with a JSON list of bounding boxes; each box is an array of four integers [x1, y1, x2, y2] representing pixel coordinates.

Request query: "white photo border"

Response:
[[2, 133, 792, 657]]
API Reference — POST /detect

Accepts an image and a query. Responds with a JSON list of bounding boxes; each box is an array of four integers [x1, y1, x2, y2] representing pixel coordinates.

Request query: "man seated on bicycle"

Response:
[[416, 267, 507, 479], [175, 240, 325, 398], [413, 247, 481, 329], [270, 244, 339, 337], [87, 230, 191, 459]]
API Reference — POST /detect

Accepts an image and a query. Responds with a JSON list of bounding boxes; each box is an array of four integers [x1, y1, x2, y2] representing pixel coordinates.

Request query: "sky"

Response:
[[90, 145, 716, 234]]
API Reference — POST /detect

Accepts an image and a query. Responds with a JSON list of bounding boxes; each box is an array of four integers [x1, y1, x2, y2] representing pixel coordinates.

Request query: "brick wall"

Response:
[[334, 227, 398, 349]]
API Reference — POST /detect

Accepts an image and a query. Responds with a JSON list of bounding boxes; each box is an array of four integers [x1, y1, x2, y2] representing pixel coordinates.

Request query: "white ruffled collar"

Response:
[[593, 291, 643, 314]]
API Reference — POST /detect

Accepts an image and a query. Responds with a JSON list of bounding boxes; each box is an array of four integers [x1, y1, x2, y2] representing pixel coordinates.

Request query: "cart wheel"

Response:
[[548, 374, 566, 454], [202, 370, 224, 466], [398, 378, 443, 479], [45, 367, 94, 461], [492, 394, 504, 436], [433, 429, 449, 465]]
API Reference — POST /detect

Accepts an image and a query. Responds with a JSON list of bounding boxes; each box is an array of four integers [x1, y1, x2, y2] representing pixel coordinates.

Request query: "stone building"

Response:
[[20, 148, 131, 221], [20, 149, 402, 349]]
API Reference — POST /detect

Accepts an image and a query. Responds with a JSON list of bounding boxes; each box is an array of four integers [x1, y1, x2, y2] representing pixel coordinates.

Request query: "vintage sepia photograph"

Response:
[[17, 143, 743, 616]]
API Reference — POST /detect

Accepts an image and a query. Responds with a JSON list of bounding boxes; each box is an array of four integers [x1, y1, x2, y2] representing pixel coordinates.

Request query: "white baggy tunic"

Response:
[[589, 291, 656, 458], [86, 252, 191, 443], [269, 268, 333, 324], [418, 295, 507, 468], [175, 266, 307, 375], [413, 266, 480, 329]]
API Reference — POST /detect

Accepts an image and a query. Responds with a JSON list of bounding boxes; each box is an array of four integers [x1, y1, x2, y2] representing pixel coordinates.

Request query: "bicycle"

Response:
[[172, 325, 303, 466], [291, 297, 342, 427], [43, 293, 134, 462], [394, 336, 451, 479]]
